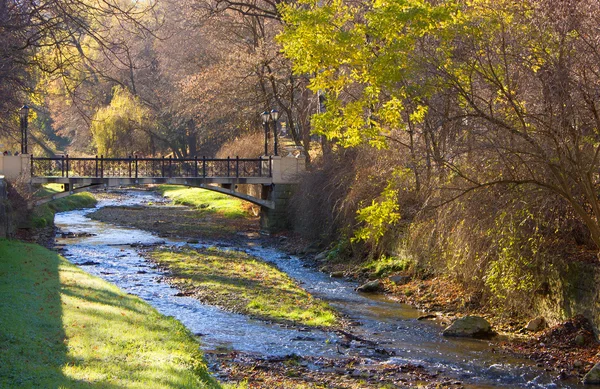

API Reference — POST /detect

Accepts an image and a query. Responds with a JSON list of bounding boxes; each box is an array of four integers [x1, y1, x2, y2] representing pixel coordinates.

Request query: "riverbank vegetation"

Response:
[[156, 185, 252, 219], [0, 239, 219, 388], [147, 247, 338, 327], [31, 192, 97, 228]]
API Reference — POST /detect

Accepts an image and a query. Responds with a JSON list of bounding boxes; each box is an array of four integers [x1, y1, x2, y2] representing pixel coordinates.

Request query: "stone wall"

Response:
[[534, 261, 600, 333], [231, 183, 296, 232], [259, 184, 295, 232]]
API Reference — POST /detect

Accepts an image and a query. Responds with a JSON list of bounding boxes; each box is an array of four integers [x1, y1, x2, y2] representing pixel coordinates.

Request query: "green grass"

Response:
[[0, 239, 220, 389], [31, 192, 97, 228], [33, 183, 65, 198], [156, 185, 249, 219], [362, 254, 412, 278], [148, 247, 338, 327]]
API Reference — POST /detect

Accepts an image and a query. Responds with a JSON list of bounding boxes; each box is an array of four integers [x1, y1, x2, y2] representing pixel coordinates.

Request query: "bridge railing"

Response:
[[31, 155, 272, 179]]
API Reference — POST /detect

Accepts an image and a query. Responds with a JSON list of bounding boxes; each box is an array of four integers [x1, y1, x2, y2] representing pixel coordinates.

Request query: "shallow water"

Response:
[[54, 190, 581, 388]]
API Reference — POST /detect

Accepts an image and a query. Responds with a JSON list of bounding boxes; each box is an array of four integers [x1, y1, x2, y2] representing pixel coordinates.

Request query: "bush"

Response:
[[216, 131, 266, 158], [289, 145, 420, 260], [407, 185, 584, 316]]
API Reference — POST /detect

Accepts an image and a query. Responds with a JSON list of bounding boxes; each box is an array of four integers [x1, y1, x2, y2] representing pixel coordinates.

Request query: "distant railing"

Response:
[[31, 155, 272, 179]]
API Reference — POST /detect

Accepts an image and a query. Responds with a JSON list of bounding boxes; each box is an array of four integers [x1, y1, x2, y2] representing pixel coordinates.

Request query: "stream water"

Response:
[[54, 190, 582, 388]]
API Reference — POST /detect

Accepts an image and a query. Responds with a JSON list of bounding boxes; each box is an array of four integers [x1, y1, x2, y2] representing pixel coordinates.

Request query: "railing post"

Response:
[[95, 155, 98, 177], [258, 156, 262, 177], [194, 156, 198, 177], [269, 155, 272, 177], [162, 156, 165, 178], [61, 155, 65, 177], [100, 155, 104, 178], [135, 155, 138, 179], [236, 156, 239, 178], [128, 156, 132, 177], [169, 156, 173, 177], [66, 154, 69, 178], [202, 156, 206, 178], [30, 154, 34, 177], [227, 156, 230, 177]]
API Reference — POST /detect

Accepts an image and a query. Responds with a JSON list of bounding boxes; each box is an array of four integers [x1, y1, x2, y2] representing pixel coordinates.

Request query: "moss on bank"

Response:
[[0, 239, 219, 388], [31, 192, 97, 228], [148, 247, 339, 327]]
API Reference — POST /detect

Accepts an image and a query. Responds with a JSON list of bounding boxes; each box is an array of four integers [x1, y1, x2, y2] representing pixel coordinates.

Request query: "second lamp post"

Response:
[[261, 109, 279, 156], [19, 104, 30, 154]]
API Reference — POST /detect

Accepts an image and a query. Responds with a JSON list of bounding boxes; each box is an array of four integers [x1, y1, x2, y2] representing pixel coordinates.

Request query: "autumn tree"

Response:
[[90, 86, 154, 157], [280, 0, 600, 251], [36, 0, 160, 154]]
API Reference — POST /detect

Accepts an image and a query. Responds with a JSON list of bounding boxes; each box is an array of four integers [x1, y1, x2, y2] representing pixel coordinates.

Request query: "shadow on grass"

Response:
[[0, 240, 119, 389], [58, 277, 149, 316], [0, 240, 220, 389]]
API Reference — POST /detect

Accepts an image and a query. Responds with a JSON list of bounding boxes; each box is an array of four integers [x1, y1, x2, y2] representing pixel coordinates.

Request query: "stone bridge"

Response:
[[0, 154, 306, 232]]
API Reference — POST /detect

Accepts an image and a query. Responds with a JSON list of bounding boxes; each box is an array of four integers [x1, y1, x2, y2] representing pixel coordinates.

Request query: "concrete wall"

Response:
[[271, 156, 306, 184], [0, 155, 30, 180], [0, 176, 8, 238]]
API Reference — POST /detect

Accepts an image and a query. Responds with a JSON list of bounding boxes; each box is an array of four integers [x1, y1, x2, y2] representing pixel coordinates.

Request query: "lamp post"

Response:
[[270, 109, 279, 156], [261, 111, 270, 156], [19, 104, 29, 154], [260, 109, 280, 156]]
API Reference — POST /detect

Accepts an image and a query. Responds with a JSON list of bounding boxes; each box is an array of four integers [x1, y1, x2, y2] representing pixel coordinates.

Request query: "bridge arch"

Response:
[[33, 179, 274, 210]]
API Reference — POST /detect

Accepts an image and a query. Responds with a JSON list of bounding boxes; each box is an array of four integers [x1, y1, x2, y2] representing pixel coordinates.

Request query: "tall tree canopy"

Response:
[[280, 0, 600, 251]]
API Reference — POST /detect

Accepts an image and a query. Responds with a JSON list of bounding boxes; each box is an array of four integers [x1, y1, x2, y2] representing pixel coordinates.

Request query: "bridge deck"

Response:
[[30, 156, 276, 208], [31, 155, 273, 181]]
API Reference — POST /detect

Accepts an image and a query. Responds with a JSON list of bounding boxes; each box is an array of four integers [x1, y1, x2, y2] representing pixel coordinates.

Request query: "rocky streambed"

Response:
[[53, 189, 587, 388]]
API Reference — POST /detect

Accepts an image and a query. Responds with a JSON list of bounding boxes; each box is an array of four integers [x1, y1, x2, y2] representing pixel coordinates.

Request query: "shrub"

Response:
[[216, 131, 267, 158], [407, 185, 585, 316]]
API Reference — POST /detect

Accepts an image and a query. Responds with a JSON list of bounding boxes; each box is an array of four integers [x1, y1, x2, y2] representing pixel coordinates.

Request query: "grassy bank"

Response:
[[156, 185, 249, 219], [148, 247, 338, 327], [33, 183, 64, 198], [32, 192, 97, 228], [0, 240, 220, 388]]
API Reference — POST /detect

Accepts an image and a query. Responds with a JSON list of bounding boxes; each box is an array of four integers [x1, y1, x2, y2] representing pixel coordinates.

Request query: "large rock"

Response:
[[356, 280, 381, 293], [525, 317, 547, 332], [584, 363, 600, 385], [442, 316, 495, 338], [389, 275, 410, 285], [314, 251, 328, 261]]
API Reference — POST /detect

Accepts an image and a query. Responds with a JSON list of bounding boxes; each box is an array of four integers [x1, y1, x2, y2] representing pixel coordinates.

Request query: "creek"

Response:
[[54, 190, 581, 388]]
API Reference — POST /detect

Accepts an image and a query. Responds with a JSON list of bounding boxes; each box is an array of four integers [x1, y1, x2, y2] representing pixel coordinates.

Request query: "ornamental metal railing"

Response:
[[30, 155, 272, 179]]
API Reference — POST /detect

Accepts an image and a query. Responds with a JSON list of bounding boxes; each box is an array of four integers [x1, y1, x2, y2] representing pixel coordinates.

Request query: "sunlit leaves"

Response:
[[352, 181, 401, 244], [279, 0, 457, 148], [90, 86, 154, 156]]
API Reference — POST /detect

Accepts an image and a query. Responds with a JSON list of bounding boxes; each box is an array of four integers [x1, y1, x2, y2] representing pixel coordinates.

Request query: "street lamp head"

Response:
[[261, 111, 270, 123], [19, 104, 29, 121], [270, 109, 279, 122]]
